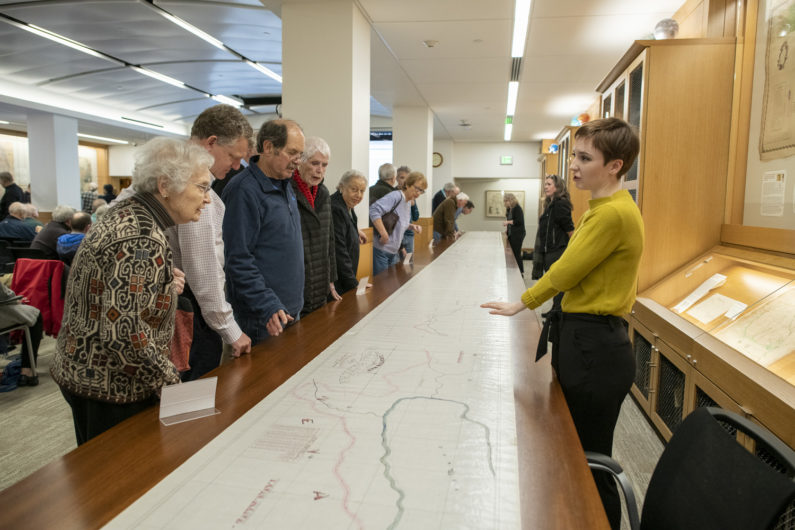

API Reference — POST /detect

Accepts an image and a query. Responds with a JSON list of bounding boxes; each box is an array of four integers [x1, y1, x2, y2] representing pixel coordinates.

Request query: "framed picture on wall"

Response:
[[485, 190, 525, 217]]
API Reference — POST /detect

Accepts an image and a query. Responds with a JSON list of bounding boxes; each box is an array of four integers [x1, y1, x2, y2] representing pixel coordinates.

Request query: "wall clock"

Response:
[[432, 152, 443, 168]]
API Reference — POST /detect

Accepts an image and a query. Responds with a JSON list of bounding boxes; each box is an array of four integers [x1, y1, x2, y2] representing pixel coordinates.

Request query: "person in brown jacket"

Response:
[[432, 192, 469, 242]]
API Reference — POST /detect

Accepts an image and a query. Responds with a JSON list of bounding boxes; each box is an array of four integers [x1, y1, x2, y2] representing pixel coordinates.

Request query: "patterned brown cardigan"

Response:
[[51, 192, 181, 403]]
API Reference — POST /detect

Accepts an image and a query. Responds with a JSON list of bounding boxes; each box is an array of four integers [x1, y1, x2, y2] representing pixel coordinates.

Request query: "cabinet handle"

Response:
[[692, 359, 698, 366], [686, 354, 692, 360]]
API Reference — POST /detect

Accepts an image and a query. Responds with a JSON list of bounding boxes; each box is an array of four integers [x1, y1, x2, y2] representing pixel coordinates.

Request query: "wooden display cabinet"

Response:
[[597, 38, 736, 291], [630, 246, 795, 447]]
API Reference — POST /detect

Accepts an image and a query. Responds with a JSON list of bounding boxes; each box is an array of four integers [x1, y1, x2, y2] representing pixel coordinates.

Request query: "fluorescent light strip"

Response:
[[78, 133, 129, 145], [511, 0, 532, 58], [211, 94, 243, 107], [0, 16, 122, 65], [156, 11, 226, 51], [0, 120, 10, 125], [131, 66, 187, 89], [504, 123, 513, 142], [506, 81, 519, 115], [245, 60, 283, 83]]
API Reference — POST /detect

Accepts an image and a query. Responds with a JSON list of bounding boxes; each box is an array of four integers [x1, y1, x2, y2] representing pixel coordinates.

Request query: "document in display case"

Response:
[[629, 246, 795, 446]]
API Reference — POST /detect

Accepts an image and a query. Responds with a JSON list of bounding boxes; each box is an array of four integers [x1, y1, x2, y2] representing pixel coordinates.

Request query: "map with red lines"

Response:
[[106, 233, 521, 529]]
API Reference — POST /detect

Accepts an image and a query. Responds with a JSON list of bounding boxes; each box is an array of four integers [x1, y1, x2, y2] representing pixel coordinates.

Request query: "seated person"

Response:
[[0, 283, 43, 386], [0, 202, 37, 241], [90, 198, 107, 223], [22, 204, 44, 233], [30, 205, 75, 259], [56, 212, 92, 264]]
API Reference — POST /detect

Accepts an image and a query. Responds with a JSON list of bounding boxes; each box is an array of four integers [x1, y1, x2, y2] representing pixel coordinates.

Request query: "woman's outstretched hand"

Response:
[[480, 300, 526, 316]]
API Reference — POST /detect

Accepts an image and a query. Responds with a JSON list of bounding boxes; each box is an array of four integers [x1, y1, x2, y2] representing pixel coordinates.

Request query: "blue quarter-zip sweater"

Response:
[[222, 156, 304, 341]]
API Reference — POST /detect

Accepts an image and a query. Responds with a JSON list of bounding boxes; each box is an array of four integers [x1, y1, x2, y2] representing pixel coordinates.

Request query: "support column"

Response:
[[282, 0, 370, 226], [393, 106, 434, 215], [27, 113, 80, 212]]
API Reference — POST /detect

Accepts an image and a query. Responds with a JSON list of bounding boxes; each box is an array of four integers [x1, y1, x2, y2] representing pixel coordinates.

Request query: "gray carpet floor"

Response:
[[0, 268, 665, 529]]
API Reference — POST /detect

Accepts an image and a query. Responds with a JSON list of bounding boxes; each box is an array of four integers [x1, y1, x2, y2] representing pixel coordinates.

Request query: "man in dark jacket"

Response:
[[431, 182, 459, 214], [30, 204, 75, 259], [0, 172, 25, 220], [0, 202, 36, 241], [369, 163, 397, 205], [222, 119, 306, 345]]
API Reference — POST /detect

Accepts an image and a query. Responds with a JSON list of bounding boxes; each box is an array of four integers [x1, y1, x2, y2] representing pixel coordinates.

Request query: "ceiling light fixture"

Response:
[[131, 66, 188, 89], [211, 94, 243, 107], [156, 10, 226, 50], [504, 117, 513, 142], [0, 120, 10, 125], [0, 15, 123, 65], [511, 0, 532, 58], [245, 60, 282, 83], [506, 81, 519, 115], [78, 133, 129, 145]]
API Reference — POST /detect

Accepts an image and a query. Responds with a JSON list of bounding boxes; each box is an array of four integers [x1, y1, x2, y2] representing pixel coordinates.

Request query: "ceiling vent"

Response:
[[510, 57, 522, 82]]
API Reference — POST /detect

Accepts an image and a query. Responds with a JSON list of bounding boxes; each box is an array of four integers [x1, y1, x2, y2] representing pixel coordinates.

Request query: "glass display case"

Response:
[[629, 246, 795, 445]]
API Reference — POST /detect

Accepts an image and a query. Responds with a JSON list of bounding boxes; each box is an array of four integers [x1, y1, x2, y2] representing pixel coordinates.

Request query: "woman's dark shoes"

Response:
[[18, 374, 38, 387]]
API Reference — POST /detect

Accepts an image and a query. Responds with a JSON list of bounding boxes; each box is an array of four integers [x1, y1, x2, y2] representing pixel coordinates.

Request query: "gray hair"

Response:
[[24, 203, 38, 217], [337, 169, 367, 191], [8, 202, 26, 217], [378, 163, 395, 182], [456, 192, 470, 202], [94, 204, 109, 221], [132, 137, 214, 195], [396, 165, 411, 174], [0, 171, 12, 185], [52, 204, 76, 223], [443, 182, 456, 192], [87, 182, 98, 192], [301, 136, 330, 162]]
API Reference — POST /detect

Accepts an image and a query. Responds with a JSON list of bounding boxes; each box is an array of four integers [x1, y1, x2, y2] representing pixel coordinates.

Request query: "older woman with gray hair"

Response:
[[291, 136, 341, 315], [51, 137, 213, 445], [331, 169, 368, 295]]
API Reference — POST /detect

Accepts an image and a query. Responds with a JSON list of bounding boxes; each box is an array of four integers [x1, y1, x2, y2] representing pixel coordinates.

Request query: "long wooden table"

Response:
[[0, 235, 608, 529]]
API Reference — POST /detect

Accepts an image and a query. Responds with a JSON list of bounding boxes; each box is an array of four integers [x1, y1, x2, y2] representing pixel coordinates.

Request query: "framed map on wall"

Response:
[[485, 190, 525, 218]]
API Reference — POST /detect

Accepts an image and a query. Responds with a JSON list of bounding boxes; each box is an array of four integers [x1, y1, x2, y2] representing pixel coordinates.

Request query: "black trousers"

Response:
[[60, 389, 157, 446], [557, 313, 635, 530], [508, 231, 525, 273], [180, 290, 223, 382], [19, 313, 43, 369]]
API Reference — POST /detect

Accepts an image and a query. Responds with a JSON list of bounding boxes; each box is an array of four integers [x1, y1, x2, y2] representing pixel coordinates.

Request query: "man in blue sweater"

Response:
[[222, 119, 306, 345]]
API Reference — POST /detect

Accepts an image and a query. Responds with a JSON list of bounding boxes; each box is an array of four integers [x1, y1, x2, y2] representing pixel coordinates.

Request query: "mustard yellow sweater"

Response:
[[521, 190, 644, 315]]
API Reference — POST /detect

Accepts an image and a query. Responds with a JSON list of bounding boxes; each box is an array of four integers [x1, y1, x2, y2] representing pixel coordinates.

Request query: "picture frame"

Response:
[[485, 190, 525, 218]]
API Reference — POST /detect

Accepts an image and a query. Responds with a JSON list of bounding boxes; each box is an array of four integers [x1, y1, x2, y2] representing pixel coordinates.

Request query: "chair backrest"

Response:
[[0, 240, 14, 274], [9, 247, 47, 261], [9, 258, 66, 337], [640, 407, 795, 530]]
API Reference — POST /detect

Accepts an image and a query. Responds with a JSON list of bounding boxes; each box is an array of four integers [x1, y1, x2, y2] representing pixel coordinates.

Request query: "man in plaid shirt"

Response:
[[80, 182, 98, 213]]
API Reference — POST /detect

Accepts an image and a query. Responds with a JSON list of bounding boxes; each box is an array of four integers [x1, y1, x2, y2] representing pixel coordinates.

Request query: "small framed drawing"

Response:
[[485, 190, 525, 217]]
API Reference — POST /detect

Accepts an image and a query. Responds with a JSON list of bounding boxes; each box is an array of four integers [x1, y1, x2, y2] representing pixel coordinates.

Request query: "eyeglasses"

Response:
[[192, 182, 212, 194], [413, 186, 426, 194]]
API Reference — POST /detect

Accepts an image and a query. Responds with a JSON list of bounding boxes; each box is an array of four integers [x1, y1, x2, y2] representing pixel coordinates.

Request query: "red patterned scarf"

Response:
[[292, 170, 318, 209]]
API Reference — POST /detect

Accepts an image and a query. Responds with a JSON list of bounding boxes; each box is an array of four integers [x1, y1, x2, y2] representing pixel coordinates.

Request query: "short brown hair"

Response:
[[405, 171, 427, 190], [575, 118, 639, 178], [256, 119, 302, 153], [190, 104, 253, 146]]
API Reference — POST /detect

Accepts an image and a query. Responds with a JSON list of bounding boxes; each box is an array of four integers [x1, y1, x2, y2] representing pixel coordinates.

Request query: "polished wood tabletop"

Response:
[[0, 235, 608, 529]]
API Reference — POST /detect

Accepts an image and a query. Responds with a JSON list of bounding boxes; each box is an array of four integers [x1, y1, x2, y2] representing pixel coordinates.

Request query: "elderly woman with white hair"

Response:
[[291, 136, 341, 315], [30, 204, 76, 259], [51, 137, 213, 446], [331, 169, 368, 295]]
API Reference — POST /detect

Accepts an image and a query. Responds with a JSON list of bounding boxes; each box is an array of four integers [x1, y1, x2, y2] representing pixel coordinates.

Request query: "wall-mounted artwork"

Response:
[[485, 190, 525, 218]]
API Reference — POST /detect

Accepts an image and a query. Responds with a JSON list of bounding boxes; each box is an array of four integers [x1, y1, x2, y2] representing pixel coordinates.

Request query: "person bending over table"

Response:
[[369, 171, 425, 276], [331, 169, 368, 295], [51, 137, 213, 445], [482, 117, 643, 530]]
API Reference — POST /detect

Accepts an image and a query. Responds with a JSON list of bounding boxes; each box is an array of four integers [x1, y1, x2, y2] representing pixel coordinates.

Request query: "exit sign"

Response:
[[500, 155, 513, 165]]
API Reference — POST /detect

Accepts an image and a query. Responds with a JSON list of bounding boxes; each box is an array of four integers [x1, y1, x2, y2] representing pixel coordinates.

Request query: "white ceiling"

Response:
[[0, 0, 683, 145]]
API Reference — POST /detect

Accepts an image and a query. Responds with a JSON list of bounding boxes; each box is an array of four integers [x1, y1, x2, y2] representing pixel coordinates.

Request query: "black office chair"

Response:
[[0, 240, 15, 274], [587, 407, 795, 530], [8, 246, 47, 261]]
